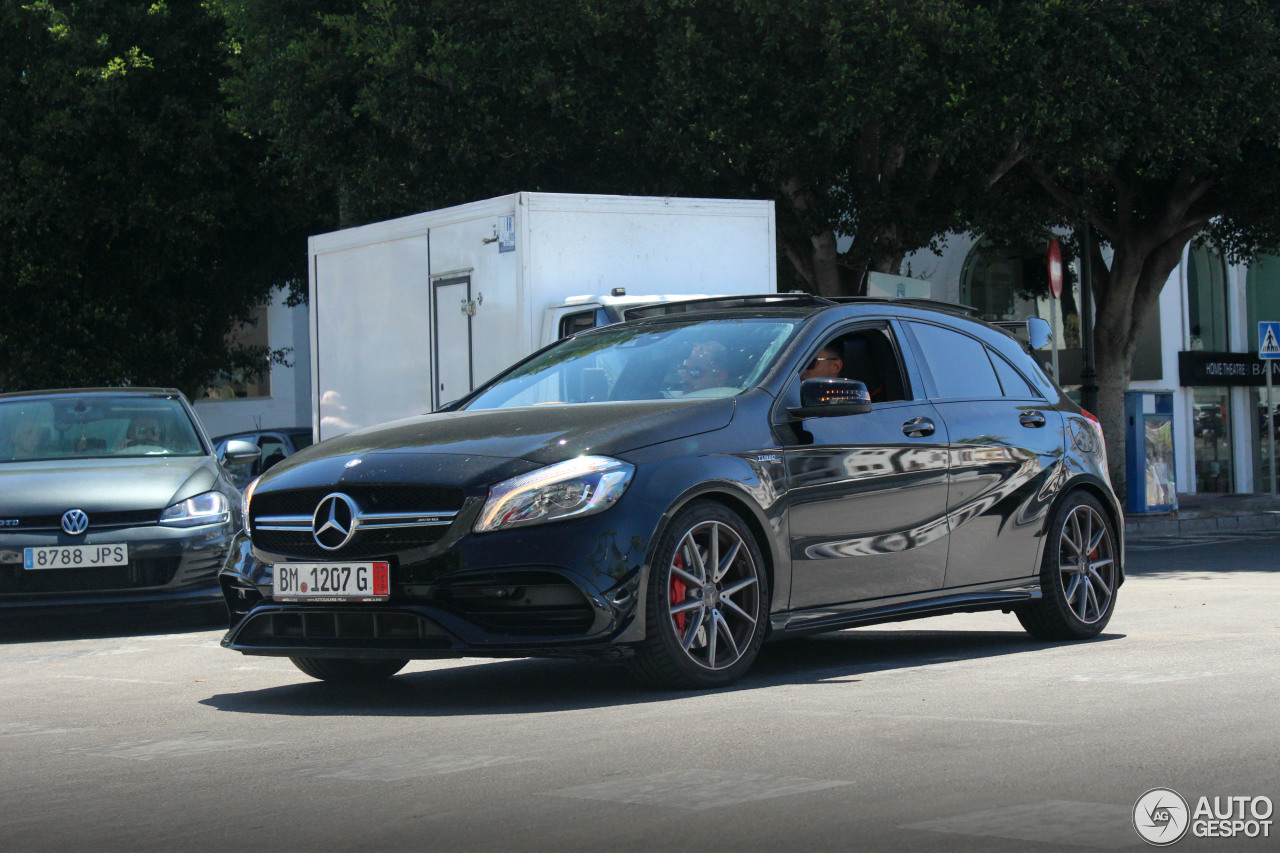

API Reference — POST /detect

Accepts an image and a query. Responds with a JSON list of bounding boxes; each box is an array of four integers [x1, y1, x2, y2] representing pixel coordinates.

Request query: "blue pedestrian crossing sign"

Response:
[[1262, 322, 1280, 359]]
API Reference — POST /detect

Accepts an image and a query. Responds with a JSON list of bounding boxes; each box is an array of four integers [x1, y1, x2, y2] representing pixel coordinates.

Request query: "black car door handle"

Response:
[[1019, 411, 1047, 428], [902, 417, 935, 437]]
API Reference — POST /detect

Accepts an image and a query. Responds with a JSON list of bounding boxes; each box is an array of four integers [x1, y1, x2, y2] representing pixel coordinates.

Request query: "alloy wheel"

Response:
[[666, 519, 761, 671], [1056, 503, 1116, 624]]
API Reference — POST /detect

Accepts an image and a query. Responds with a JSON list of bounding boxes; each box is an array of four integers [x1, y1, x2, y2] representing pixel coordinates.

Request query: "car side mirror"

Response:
[[221, 439, 261, 465], [1027, 317, 1053, 350], [788, 379, 873, 419]]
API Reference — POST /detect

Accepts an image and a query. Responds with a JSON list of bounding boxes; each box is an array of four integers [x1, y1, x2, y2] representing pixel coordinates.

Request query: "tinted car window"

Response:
[[465, 318, 801, 410], [989, 348, 1042, 398], [0, 396, 202, 462], [559, 309, 607, 339], [909, 322, 1002, 399]]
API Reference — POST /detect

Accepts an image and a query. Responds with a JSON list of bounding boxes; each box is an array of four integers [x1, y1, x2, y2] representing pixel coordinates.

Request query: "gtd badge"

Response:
[[61, 509, 90, 536], [1134, 788, 1190, 846]]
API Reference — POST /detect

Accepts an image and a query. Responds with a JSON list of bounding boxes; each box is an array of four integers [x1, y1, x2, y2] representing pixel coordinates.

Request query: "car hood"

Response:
[[264, 398, 736, 486], [0, 456, 221, 516]]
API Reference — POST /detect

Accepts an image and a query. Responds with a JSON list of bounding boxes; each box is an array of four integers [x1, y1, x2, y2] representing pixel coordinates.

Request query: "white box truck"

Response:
[[308, 192, 777, 440]]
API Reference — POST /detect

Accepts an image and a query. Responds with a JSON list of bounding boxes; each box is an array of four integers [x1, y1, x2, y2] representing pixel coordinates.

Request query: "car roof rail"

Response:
[[826, 296, 980, 315], [622, 293, 834, 321]]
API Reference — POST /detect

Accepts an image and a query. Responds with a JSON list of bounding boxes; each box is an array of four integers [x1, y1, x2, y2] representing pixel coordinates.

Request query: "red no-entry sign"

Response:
[[1047, 238, 1063, 299]]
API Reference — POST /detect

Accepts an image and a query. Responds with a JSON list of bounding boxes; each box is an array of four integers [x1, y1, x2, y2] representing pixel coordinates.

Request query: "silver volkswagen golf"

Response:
[[0, 388, 258, 617]]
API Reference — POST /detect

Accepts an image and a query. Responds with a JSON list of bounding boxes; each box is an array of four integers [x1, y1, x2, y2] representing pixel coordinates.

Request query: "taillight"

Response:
[[1080, 408, 1110, 480]]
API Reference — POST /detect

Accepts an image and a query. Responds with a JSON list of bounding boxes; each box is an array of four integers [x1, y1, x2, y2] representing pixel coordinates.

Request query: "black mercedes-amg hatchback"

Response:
[[219, 295, 1122, 688]]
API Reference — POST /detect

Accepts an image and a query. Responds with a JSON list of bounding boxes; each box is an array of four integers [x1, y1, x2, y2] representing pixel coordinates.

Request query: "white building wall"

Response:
[[1228, 262, 1254, 492], [192, 287, 312, 439]]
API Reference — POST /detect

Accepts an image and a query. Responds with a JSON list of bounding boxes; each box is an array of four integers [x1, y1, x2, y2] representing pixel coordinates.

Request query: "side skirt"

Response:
[[768, 579, 1041, 639]]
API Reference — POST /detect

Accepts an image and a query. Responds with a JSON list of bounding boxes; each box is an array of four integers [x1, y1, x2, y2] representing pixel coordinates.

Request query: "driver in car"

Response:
[[119, 415, 163, 449]]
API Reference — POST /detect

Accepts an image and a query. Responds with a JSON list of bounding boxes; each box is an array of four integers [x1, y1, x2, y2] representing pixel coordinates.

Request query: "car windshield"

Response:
[[0, 396, 205, 462], [465, 317, 801, 410]]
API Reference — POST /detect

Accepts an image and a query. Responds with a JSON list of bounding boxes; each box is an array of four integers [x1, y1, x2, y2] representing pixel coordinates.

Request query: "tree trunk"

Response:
[[1092, 329, 1134, 498], [1088, 226, 1197, 499]]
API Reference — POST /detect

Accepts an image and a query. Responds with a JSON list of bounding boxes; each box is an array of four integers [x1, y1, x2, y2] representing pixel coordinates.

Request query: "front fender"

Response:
[[621, 445, 789, 629]]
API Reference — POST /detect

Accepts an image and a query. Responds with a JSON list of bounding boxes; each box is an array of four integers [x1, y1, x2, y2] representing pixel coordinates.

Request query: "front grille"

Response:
[[253, 485, 464, 519], [249, 484, 463, 560], [253, 525, 450, 560], [0, 556, 182, 595], [434, 571, 596, 636], [235, 609, 450, 650], [4, 510, 160, 532]]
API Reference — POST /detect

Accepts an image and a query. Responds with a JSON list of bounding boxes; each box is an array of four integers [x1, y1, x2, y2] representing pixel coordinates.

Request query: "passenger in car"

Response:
[[10, 415, 50, 459]]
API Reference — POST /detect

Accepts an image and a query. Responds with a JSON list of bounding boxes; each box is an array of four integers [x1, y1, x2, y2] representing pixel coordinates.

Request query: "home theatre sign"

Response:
[[1178, 351, 1280, 386]]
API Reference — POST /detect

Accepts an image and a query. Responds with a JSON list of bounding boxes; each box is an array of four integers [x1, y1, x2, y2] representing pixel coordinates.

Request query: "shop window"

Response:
[[1187, 242, 1229, 352], [958, 238, 1081, 347], [1192, 387, 1234, 493], [1252, 387, 1279, 493]]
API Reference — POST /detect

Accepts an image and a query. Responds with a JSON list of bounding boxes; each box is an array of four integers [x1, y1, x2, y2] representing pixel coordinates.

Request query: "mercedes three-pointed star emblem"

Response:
[[311, 493, 359, 551]]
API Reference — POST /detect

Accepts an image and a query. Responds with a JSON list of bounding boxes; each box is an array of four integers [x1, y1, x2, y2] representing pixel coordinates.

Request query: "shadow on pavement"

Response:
[[0, 605, 226, 643], [1124, 531, 1280, 577], [199, 627, 1123, 718]]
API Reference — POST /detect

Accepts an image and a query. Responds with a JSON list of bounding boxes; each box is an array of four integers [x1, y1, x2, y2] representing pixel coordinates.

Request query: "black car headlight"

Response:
[[474, 456, 635, 532], [241, 476, 259, 534], [160, 490, 231, 528]]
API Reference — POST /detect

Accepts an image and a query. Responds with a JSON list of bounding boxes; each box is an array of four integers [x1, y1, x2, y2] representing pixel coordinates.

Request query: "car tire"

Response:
[[1017, 491, 1119, 641], [630, 500, 769, 689], [289, 656, 408, 683]]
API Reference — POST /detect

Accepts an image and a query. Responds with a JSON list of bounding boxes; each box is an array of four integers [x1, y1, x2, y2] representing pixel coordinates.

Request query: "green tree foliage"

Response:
[[217, 1, 1030, 292], [0, 0, 315, 395], [975, 0, 1280, 491]]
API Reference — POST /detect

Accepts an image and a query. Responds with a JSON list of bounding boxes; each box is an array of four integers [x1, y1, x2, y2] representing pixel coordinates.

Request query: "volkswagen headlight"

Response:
[[474, 456, 634, 532], [160, 491, 231, 528]]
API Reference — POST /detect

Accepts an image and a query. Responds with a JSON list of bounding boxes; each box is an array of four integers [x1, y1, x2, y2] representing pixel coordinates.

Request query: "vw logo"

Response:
[[312, 493, 359, 551], [61, 509, 90, 536]]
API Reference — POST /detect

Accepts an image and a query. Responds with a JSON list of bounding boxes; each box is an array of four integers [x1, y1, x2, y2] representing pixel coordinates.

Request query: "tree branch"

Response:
[[985, 136, 1026, 187], [1024, 159, 1118, 242]]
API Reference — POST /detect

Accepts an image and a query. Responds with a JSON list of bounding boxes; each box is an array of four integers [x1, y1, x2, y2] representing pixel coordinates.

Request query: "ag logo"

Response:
[[1134, 787, 1190, 846]]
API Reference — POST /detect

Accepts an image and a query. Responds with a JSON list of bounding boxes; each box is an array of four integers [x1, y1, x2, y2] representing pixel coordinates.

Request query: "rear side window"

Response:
[[558, 309, 608, 339], [989, 348, 1042, 398], [908, 322, 1002, 399]]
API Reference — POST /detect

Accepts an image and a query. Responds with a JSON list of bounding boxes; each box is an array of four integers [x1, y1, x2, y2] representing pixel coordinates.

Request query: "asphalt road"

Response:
[[2, 531, 1277, 853]]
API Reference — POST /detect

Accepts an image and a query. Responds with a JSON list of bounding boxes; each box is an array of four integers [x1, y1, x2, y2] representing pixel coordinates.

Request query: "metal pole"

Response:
[[1050, 296, 1060, 383], [1269, 362, 1276, 494], [1079, 224, 1098, 412]]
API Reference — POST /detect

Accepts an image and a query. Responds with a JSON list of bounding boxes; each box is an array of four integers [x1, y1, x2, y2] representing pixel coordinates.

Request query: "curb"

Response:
[[1125, 510, 1280, 538]]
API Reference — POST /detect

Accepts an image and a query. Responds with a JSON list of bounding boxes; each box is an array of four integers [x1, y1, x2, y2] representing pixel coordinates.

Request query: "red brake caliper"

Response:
[[671, 553, 687, 632]]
